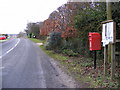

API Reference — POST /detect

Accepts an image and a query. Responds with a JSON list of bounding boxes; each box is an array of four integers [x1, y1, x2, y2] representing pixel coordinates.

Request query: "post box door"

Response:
[[89, 33, 101, 51]]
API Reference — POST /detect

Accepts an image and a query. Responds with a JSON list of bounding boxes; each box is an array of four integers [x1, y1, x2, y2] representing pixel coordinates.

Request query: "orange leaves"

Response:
[[40, 18, 61, 36], [40, 2, 79, 38], [61, 26, 77, 38], [40, 18, 77, 38], [40, 19, 51, 36]]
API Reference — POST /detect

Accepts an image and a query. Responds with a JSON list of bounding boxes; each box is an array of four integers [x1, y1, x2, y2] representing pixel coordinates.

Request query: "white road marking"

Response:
[[0, 39, 20, 59], [0, 67, 4, 69]]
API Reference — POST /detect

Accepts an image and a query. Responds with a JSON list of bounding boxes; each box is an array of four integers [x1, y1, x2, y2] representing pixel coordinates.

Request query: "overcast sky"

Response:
[[0, 0, 67, 34]]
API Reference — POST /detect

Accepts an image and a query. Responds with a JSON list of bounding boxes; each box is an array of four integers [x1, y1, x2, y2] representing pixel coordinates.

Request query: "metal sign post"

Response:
[[94, 50, 96, 69]]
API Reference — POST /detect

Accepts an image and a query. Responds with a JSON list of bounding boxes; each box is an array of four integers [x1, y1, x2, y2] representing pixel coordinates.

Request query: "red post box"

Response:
[[89, 32, 101, 51]]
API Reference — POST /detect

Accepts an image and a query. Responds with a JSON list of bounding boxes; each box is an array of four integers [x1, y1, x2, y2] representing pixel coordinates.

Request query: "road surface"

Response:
[[0, 38, 77, 88]]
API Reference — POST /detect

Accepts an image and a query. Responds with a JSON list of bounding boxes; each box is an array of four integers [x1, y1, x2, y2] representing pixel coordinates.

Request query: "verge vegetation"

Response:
[[29, 38, 45, 43], [30, 38, 119, 88]]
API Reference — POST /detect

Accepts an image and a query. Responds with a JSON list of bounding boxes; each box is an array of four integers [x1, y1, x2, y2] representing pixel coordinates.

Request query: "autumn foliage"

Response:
[[40, 2, 120, 59], [40, 2, 78, 38]]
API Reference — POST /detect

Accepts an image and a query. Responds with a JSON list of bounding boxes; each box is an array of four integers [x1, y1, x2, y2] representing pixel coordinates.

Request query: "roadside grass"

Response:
[[29, 38, 45, 43], [40, 45, 119, 88], [40, 47, 119, 88], [31, 38, 119, 88], [29, 38, 68, 61], [40, 45, 68, 61]]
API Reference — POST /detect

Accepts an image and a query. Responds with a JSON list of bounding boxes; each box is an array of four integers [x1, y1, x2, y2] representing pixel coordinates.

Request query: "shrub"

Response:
[[45, 32, 62, 50], [62, 49, 79, 57]]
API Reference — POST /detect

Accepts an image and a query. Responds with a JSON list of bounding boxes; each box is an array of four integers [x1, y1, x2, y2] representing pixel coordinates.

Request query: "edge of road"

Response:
[[49, 58, 81, 88], [29, 38, 81, 88]]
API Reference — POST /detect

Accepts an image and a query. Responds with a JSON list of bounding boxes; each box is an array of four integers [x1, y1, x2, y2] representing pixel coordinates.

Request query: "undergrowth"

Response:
[[31, 38, 119, 88]]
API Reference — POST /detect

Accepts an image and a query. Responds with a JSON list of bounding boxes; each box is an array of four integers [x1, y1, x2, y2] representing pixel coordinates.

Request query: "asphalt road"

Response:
[[1, 38, 77, 88]]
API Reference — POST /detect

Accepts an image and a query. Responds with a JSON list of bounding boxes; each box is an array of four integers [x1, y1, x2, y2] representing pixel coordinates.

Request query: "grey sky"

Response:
[[0, 0, 67, 34]]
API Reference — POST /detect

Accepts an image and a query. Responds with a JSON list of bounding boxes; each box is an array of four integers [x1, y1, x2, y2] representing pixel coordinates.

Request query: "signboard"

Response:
[[102, 21, 115, 47]]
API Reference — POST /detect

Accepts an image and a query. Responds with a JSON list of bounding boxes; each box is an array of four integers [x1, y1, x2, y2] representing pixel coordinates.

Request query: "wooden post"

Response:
[[104, 46, 107, 75], [107, 1, 112, 20], [107, 1, 112, 64], [102, 20, 115, 77], [111, 22, 116, 80], [106, 0, 116, 80], [111, 43, 115, 80]]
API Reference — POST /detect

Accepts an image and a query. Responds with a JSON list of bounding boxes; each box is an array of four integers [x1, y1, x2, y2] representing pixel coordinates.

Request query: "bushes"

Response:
[[60, 37, 90, 57], [43, 2, 119, 59], [62, 49, 79, 57], [44, 32, 81, 57], [45, 32, 62, 50]]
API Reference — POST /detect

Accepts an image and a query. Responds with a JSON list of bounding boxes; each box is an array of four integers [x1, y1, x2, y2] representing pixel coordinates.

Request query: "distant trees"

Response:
[[40, 2, 79, 38], [17, 32, 26, 38], [25, 22, 43, 38]]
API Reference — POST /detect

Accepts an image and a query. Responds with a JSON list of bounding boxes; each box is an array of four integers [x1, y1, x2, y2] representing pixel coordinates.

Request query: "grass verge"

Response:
[[40, 45, 68, 61], [29, 38, 45, 43], [30, 38, 120, 88]]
